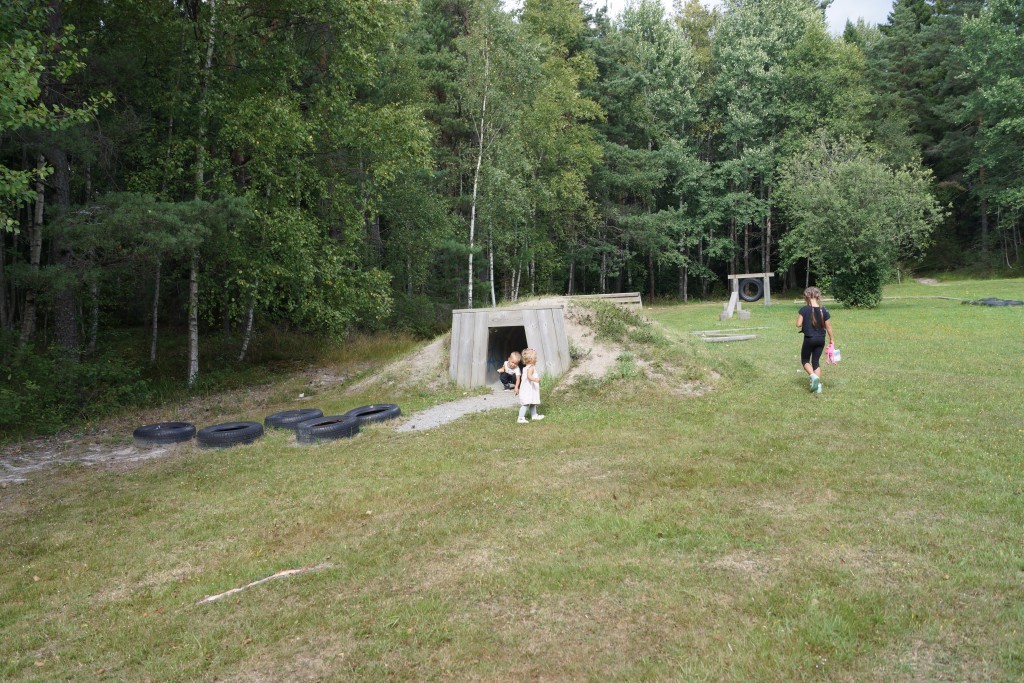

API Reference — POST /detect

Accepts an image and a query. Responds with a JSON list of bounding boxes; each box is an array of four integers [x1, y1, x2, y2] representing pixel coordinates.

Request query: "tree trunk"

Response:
[[568, 260, 575, 295], [196, 0, 217, 196], [0, 228, 6, 331], [49, 146, 79, 355], [188, 253, 199, 386], [150, 259, 161, 363], [238, 282, 258, 362], [406, 254, 413, 296], [600, 250, 607, 294], [488, 228, 496, 307], [188, 0, 217, 387], [1013, 219, 1021, 266], [88, 279, 99, 355], [161, 116, 175, 195], [979, 166, 989, 256], [368, 212, 383, 257], [467, 51, 488, 310], [743, 223, 750, 273], [238, 303, 254, 362], [513, 253, 522, 302], [222, 292, 231, 341], [699, 233, 707, 297], [648, 252, 655, 303], [20, 154, 46, 345], [978, 115, 988, 254]]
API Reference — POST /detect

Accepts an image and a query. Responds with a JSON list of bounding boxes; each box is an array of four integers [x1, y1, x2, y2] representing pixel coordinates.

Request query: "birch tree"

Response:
[[454, 0, 521, 308]]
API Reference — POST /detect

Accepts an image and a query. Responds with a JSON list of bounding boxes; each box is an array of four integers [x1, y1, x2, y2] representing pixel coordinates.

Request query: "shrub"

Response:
[[0, 341, 152, 435], [779, 136, 944, 308], [831, 264, 885, 308], [377, 293, 451, 339]]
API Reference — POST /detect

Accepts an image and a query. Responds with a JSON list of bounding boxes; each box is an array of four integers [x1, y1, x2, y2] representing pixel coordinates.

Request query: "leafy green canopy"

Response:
[[0, 1, 107, 231], [778, 136, 945, 307]]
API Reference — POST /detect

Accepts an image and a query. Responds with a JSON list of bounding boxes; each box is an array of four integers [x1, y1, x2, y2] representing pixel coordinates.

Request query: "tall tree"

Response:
[[2, 0, 106, 349], [452, 0, 523, 307], [713, 0, 869, 278], [588, 0, 700, 296], [958, 0, 1024, 266]]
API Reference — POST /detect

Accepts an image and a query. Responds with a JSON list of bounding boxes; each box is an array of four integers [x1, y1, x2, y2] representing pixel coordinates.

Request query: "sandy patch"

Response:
[[0, 439, 188, 486]]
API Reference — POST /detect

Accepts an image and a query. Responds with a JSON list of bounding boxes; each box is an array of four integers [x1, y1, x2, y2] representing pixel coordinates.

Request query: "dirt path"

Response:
[[397, 384, 521, 432], [1, 298, 625, 486]]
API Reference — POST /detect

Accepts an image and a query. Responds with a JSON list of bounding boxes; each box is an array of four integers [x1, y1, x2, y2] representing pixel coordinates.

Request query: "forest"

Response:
[[1, 0, 1022, 430]]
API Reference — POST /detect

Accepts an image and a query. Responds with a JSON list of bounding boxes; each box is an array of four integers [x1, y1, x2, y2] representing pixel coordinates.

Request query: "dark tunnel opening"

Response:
[[487, 326, 528, 384]]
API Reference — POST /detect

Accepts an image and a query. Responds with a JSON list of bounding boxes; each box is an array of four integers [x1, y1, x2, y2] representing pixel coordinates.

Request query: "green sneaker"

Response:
[[810, 375, 820, 392]]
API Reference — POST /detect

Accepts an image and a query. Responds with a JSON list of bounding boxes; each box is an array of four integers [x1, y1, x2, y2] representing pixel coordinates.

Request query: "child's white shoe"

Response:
[[533, 414, 545, 421], [517, 417, 529, 424]]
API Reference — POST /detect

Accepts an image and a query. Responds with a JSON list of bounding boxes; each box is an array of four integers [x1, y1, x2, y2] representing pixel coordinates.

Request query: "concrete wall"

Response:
[[449, 305, 571, 388]]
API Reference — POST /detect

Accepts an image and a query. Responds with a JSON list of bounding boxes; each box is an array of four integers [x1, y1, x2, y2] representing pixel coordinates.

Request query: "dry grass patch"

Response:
[[225, 633, 355, 682]]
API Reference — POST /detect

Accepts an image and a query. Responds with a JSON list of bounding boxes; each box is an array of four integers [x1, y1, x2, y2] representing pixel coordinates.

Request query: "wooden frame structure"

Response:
[[449, 305, 571, 388], [721, 272, 774, 321]]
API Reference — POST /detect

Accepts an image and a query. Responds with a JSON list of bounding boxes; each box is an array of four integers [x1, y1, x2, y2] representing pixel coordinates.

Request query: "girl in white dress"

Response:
[[516, 348, 544, 423]]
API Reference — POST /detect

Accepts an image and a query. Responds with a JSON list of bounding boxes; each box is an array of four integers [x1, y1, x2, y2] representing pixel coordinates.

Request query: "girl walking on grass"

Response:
[[797, 286, 835, 394], [516, 348, 545, 423]]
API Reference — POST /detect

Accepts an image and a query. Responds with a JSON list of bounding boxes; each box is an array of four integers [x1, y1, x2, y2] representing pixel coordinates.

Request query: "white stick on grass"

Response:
[[196, 563, 332, 604]]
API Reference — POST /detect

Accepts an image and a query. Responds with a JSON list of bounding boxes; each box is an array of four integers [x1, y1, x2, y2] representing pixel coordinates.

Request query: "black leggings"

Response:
[[801, 337, 826, 370]]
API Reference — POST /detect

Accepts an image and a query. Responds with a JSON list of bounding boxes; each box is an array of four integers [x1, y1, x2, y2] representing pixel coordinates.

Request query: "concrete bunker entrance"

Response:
[[487, 326, 528, 379], [449, 304, 570, 388]]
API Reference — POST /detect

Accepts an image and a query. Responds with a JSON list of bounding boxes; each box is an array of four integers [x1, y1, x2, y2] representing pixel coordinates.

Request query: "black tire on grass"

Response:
[[133, 421, 196, 447], [264, 408, 325, 429], [738, 278, 764, 302], [295, 415, 360, 444], [342, 404, 401, 425], [196, 421, 264, 448]]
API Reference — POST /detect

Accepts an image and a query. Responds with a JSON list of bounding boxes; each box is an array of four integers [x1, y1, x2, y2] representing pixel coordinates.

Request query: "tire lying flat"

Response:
[[264, 408, 324, 429], [197, 421, 264, 448], [342, 404, 401, 425], [133, 421, 196, 447], [295, 415, 360, 444]]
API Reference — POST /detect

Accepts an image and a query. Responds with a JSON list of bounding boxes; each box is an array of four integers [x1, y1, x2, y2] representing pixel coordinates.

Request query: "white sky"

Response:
[[599, 0, 895, 35]]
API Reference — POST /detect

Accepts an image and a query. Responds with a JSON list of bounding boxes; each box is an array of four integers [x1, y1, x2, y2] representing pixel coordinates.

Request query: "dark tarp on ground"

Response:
[[962, 297, 1024, 307]]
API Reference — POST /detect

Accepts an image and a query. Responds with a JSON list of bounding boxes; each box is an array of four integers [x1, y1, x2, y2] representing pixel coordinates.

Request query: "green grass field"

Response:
[[2, 278, 1022, 681]]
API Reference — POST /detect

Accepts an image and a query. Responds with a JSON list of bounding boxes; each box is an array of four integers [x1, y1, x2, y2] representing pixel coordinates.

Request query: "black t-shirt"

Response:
[[799, 305, 830, 339]]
